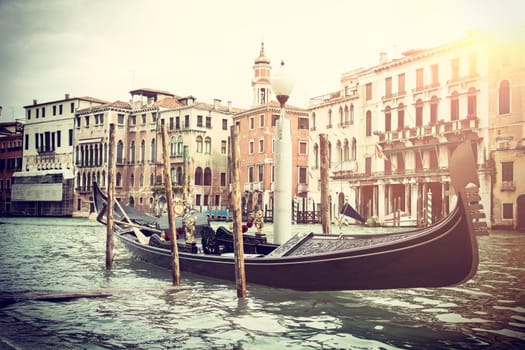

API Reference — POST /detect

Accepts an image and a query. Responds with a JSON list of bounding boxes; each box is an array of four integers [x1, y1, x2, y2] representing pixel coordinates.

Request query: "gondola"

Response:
[[93, 141, 486, 291]]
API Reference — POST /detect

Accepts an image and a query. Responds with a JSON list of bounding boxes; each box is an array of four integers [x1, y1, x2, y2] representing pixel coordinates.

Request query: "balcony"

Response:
[[501, 181, 516, 192]]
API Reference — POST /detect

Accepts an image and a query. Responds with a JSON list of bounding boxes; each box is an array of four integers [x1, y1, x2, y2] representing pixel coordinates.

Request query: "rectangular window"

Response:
[[25, 134, 29, 150], [222, 119, 228, 130], [468, 53, 477, 76], [502, 203, 513, 219], [59, 104, 63, 114], [53, 105, 57, 116], [416, 68, 424, 90], [365, 83, 372, 100], [220, 172, 226, 187], [41, 107, 45, 117], [298, 117, 309, 130], [249, 117, 255, 129], [258, 164, 264, 182], [27, 109, 31, 120], [248, 166, 254, 182], [197, 115, 203, 127], [57, 130, 61, 147], [69, 129, 73, 146], [397, 73, 405, 94], [221, 140, 227, 154], [259, 114, 265, 127], [451, 58, 460, 81], [299, 167, 307, 184], [118, 114, 125, 125], [502, 162, 513, 181], [258, 139, 264, 153], [272, 114, 279, 127], [169, 117, 173, 130], [36, 109, 39, 118], [385, 77, 392, 97], [431, 64, 439, 86], [35, 133, 39, 150], [184, 115, 190, 128], [70, 102, 75, 113], [205, 116, 211, 128], [175, 116, 180, 129], [249, 140, 254, 154], [365, 157, 372, 176], [141, 114, 146, 125], [299, 141, 308, 155]]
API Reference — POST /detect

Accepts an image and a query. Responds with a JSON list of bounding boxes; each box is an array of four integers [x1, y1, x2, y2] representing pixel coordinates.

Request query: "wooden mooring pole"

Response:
[[161, 122, 181, 286], [319, 133, 331, 234], [106, 123, 116, 269], [230, 125, 246, 298]]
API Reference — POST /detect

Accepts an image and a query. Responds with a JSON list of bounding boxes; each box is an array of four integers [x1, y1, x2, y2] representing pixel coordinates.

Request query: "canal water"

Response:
[[0, 217, 523, 349]]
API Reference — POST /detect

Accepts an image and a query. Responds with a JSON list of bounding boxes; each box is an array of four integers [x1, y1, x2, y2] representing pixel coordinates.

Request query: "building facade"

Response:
[[11, 95, 106, 216], [234, 44, 310, 217], [74, 88, 240, 216], [0, 121, 24, 214], [307, 33, 524, 228]]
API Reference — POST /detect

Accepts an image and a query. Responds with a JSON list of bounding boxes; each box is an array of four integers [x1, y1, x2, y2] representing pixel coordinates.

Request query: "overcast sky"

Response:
[[0, 0, 523, 119]]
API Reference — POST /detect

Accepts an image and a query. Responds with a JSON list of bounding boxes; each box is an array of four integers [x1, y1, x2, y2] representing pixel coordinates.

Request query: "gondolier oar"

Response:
[[114, 199, 150, 245]]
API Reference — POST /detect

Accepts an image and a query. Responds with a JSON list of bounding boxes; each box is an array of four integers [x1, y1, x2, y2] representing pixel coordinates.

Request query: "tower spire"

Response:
[[252, 42, 272, 107]]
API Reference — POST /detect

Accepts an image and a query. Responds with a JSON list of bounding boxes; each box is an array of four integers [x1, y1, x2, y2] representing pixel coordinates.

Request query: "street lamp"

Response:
[[272, 61, 294, 108], [271, 60, 294, 244]]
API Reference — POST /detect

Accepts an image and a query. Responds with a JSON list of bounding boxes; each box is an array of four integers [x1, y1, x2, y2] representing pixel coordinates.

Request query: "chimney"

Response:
[[227, 101, 232, 112], [65, 93, 70, 100], [379, 52, 388, 64], [213, 99, 221, 110], [33, 99, 37, 105]]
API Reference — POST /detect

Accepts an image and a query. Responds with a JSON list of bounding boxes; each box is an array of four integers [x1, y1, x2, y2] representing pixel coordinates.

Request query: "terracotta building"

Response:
[[0, 120, 23, 214], [234, 43, 309, 216]]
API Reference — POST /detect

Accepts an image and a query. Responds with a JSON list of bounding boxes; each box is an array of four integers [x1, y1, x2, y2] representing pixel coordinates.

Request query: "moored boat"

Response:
[[94, 141, 486, 291]]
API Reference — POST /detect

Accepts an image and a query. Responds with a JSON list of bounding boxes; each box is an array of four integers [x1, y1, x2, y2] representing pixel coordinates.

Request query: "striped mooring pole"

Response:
[[427, 189, 433, 226]]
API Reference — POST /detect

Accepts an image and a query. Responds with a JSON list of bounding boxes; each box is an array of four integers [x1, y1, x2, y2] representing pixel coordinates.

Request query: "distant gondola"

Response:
[[93, 141, 486, 291]]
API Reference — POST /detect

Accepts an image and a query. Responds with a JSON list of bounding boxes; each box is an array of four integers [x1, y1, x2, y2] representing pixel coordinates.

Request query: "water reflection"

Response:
[[0, 218, 524, 349]]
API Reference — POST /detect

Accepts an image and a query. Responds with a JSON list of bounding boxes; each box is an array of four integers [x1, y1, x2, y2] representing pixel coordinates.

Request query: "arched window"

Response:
[[343, 139, 349, 161], [195, 167, 203, 185], [328, 109, 332, 127], [311, 112, 316, 130], [139, 173, 144, 187], [467, 87, 477, 117], [196, 136, 203, 153], [350, 104, 354, 124], [344, 105, 349, 123], [130, 173, 135, 187], [140, 140, 145, 163], [75, 145, 80, 165], [415, 99, 423, 126], [171, 167, 176, 185], [351, 138, 357, 161], [177, 136, 184, 156], [366, 110, 372, 136], [314, 143, 319, 169], [150, 173, 154, 185], [77, 172, 81, 189], [430, 96, 439, 124], [150, 138, 156, 162], [397, 103, 405, 129], [336, 140, 343, 163], [104, 143, 108, 163], [450, 91, 459, 120], [498, 80, 510, 115], [328, 141, 332, 168], [204, 137, 211, 154], [116, 172, 122, 187], [176, 166, 183, 185], [339, 106, 343, 125], [170, 136, 177, 157], [130, 141, 135, 163], [116, 141, 124, 164], [101, 170, 106, 187], [385, 106, 392, 132], [203, 167, 212, 185]]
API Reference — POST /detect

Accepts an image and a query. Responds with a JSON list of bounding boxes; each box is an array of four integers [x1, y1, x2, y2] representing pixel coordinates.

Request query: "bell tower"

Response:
[[252, 42, 272, 106]]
